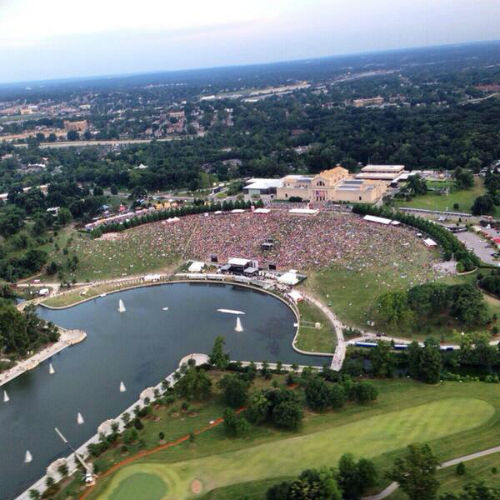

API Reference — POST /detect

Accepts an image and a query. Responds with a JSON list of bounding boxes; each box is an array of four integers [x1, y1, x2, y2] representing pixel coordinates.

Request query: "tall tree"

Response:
[[388, 444, 439, 500]]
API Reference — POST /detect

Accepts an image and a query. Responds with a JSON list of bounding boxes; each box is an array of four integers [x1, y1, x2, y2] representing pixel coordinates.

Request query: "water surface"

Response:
[[0, 283, 329, 499]]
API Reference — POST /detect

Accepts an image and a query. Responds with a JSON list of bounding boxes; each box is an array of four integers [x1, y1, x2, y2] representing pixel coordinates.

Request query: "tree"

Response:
[[67, 130, 79, 141], [209, 336, 230, 369], [272, 398, 303, 431], [337, 454, 377, 500], [223, 408, 250, 437], [175, 366, 212, 401], [376, 291, 413, 330], [267, 468, 341, 500], [388, 444, 439, 500], [419, 340, 442, 384], [329, 384, 345, 409], [371, 341, 396, 377], [453, 167, 474, 190], [472, 194, 494, 215], [57, 462, 69, 477], [455, 462, 466, 476], [353, 382, 378, 404], [305, 377, 331, 411], [57, 207, 72, 225], [218, 374, 249, 408], [247, 391, 271, 425], [29, 489, 41, 500], [408, 174, 428, 195]]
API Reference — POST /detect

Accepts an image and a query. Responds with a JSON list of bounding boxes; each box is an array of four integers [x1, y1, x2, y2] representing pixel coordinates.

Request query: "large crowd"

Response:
[[88, 210, 441, 275]]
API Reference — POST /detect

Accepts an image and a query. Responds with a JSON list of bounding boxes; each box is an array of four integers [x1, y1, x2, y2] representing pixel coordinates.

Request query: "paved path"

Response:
[[300, 292, 346, 370], [362, 446, 500, 500]]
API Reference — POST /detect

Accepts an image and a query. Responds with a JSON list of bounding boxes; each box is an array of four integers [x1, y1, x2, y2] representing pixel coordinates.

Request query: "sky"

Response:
[[0, 0, 498, 83]]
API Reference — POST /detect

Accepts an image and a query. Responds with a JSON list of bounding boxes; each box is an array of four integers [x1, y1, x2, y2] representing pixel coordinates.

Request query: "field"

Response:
[[387, 452, 500, 499], [83, 380, 500, 500], [395, 177, 488, 214], [295, 300, 336, 353]]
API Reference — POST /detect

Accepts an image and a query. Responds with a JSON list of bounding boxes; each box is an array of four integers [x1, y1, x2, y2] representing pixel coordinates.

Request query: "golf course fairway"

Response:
[[97, 397, 494, 500]]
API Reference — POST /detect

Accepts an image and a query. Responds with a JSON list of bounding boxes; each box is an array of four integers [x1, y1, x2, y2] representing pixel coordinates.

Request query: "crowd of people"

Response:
[[80, 210, 441, 278]]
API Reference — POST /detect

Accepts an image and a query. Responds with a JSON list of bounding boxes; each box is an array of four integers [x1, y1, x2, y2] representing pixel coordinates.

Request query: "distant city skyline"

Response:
[[0, 0, 498, 84]]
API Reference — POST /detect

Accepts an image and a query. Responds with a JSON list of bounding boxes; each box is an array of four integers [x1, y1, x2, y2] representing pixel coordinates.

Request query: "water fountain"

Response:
[[3, 390, 9, 402], [77, 412, 84, 425], [235, 317, 244, 332], [119, 381, 126, 392], [49, 363, 55, 375], [24, 451, 32, 464], [118, 299, 126, 313]]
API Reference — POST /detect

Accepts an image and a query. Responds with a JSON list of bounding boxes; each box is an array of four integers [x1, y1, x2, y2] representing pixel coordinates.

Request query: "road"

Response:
[[362, 446, 500, 500], [456, 231, 500, 266], [13, 136, 189, 149]]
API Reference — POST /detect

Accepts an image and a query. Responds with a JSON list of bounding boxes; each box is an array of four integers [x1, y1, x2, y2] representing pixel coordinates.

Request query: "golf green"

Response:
[[96, 397, 494, 500], [108, 472, 167, 500]]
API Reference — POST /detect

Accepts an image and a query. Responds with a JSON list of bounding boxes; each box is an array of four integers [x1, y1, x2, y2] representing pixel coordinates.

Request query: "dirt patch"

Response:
[[97, 232, 124, 241], [191, 479, 203, 494]]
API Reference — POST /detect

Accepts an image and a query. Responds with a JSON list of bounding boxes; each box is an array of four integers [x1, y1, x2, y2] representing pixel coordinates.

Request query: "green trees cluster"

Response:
[[304, 376, 377, 411], [248, 387, 303, 431], [376, 282, 490, 332], [266, 454, 377, 500], [0, 303, 59, 359]]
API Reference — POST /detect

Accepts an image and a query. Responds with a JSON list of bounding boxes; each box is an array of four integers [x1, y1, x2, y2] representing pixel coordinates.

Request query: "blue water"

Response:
[[0, 283, 329, 499]]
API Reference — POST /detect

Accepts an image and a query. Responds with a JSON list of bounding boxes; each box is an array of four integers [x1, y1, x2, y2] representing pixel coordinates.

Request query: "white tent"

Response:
[[278, 270, 300, 286], [423, 238, 437, 248], [188, 261, 205, 273]]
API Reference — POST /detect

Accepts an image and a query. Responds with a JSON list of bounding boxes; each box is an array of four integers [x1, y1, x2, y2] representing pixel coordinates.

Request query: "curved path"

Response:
[[362, 446, 500, 500], [300, 292, 346, 370]]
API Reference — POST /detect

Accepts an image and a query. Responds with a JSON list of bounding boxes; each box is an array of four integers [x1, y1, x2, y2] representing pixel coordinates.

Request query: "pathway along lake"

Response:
[[0, 283, 329, 499]]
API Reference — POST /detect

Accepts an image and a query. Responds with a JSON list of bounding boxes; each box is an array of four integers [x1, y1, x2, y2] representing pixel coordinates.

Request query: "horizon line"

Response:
[[0, 38, 498, 88]]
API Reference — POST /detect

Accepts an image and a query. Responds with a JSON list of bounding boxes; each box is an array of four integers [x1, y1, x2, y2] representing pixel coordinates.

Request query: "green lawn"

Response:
[[85, 380, 499, 500], [387, 452, 500, 499], [395, 178, 487, 214], [301, 253, 439, 338], [46, 229, 182, 282], [108, 472, 167, 500], [295, 300, 336, 353]]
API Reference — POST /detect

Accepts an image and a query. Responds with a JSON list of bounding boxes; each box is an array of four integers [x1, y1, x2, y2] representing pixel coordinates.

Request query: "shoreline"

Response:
[[0, 329, 87, 388], [14, 355, 319, 500], [38, 275, 336, 358]]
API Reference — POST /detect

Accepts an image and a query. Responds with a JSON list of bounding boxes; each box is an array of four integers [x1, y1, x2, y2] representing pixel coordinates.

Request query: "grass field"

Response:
[[295, 300, 336, 353], [301, 252, 439, 337], [395, 178, 492, 214], [108, 472, 168, 500], [387, 452, 500, 499], [84, 380, 499, 500]]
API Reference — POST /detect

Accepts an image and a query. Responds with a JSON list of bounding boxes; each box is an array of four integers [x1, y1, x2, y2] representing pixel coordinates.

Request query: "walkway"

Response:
[[362, 446, 500, 500], [300, 292, 346, 370]]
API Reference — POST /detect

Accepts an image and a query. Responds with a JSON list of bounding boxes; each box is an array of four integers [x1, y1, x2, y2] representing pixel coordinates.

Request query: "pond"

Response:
[[0, 282, 330, 499]]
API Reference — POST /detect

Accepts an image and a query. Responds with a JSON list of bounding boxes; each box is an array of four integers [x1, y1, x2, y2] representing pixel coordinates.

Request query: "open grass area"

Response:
[[301, 251, 440, 337], [82, 379, 499, 500], [42, 229, 182, 282], [395, 177, 490, 214], [295, 300, 336, 353], [108, 472, 168, 500], [387, 452, 500, 499]]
